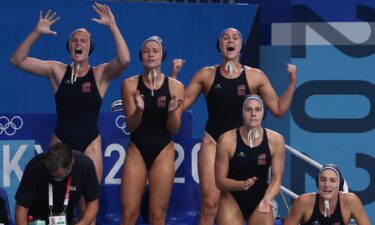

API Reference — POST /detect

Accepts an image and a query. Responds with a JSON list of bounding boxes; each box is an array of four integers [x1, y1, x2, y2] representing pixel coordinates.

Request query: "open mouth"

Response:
[[74, 49, 83, 55], [226, 46, 235, 52]]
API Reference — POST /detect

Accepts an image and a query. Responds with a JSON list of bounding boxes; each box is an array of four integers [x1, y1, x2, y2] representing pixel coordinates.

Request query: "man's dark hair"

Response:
[[44, 143, 74, 173]]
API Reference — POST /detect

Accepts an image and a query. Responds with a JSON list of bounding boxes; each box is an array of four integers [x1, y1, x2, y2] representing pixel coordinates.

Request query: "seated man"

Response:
[[15, 143, 100, 225], [284, 164, 370, 225]]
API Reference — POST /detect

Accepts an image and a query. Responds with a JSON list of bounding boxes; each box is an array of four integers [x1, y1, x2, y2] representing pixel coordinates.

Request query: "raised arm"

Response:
[[257, 130, 285, 213], [257, 64, 297, 118], [92, 3, 130, 81], [167, 79, 185, 135], [10, 10, 60, 77], [183, 67, 208, 111], [170, 59, 185, 79]]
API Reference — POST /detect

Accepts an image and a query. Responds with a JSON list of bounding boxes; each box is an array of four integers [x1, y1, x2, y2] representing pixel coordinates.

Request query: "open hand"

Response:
[[35, 10, 60, 35], [92, 2, 115, 26]]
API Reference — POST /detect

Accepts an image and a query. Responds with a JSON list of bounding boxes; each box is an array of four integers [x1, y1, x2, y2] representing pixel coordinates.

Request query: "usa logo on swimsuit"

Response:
[[237, 85, 246, 96], [157, 96, 167, 107]]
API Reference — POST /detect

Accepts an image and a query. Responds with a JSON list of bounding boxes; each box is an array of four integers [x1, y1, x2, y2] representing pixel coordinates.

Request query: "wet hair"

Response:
[[66, 28, 95, 55], [316, 164, 344, 191], [216, 27, 245, 53], [139, 36, 167, 62], [44, 143, 74, 173]]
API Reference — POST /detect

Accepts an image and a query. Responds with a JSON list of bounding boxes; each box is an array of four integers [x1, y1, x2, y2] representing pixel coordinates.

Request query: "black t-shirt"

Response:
[[15, 151, 100, 223], [0, 197, 10, 225]]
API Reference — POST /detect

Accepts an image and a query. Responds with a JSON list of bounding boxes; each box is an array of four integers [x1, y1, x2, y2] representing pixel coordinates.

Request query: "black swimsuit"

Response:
[[228, 128, 271, 219], [205, 66, 250, 141], [55, 66, 102, 152], [302, 194, 345, 225], [130, 75, 172, 169]]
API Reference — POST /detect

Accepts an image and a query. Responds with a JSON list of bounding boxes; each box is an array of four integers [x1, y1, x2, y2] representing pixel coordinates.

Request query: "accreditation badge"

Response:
[[48, 213, 67, 225]]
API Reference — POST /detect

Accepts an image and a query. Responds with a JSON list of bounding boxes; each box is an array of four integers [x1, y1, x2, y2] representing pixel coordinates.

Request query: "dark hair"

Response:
[[316, 164, 344, 191], [139, 36, 167, 62], [66, 28, 95, 55], [216, 28, 245, 53], [44, 143, 74, 173]]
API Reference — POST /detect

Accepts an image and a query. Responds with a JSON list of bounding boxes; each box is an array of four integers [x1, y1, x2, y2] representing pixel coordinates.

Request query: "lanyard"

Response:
[[48, 176, 72, 215]]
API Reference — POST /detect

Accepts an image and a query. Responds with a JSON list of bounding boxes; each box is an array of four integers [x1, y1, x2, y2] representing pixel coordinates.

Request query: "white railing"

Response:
[[285, 144, 322, 169], [280, 185, 299, 199]]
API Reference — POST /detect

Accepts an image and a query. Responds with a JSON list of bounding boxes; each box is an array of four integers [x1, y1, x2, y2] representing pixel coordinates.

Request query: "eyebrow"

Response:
[[222, 33, 240, 37], [320, 176, 337, 180]]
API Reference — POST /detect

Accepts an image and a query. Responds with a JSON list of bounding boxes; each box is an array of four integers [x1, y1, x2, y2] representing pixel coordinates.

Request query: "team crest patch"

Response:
[[157, 96, 167, 107], [237, 85, 246, 96], [257, 153, 267, 165], [82, 82, 91, 93]]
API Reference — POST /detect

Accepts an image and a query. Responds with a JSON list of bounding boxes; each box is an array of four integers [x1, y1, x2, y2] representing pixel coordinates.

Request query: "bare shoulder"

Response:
[[123, 75, 140, 89], [91, 63, 106, 78], [244, 65, 265, 77], [49, 61, 67, 73], [168, 76, 185, 89], [49, 60, 66, 67], [200, 65, 217, 73], [294, 193, 316, 207], [244, 66, 269, 90], [218, 129, 237, 147], [124, 74, 140, 82], [285, 193, 316, 225], [339, 192, 367, 216], [340, 192, 362, 204], [265, 128, 285, 144], [194, 65, 217, 79], [92, 61, 108, 72]]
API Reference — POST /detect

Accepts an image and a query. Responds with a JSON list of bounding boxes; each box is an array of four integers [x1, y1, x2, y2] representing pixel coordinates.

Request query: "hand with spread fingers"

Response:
[[11, 5, 130, 225], [35, 10, 60, 35], [91, 2, 116, 27]]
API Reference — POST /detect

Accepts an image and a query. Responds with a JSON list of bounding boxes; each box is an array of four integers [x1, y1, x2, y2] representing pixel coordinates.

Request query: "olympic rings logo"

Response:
[[115, 115, 130, 135], [0, 116, 24, 136]]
